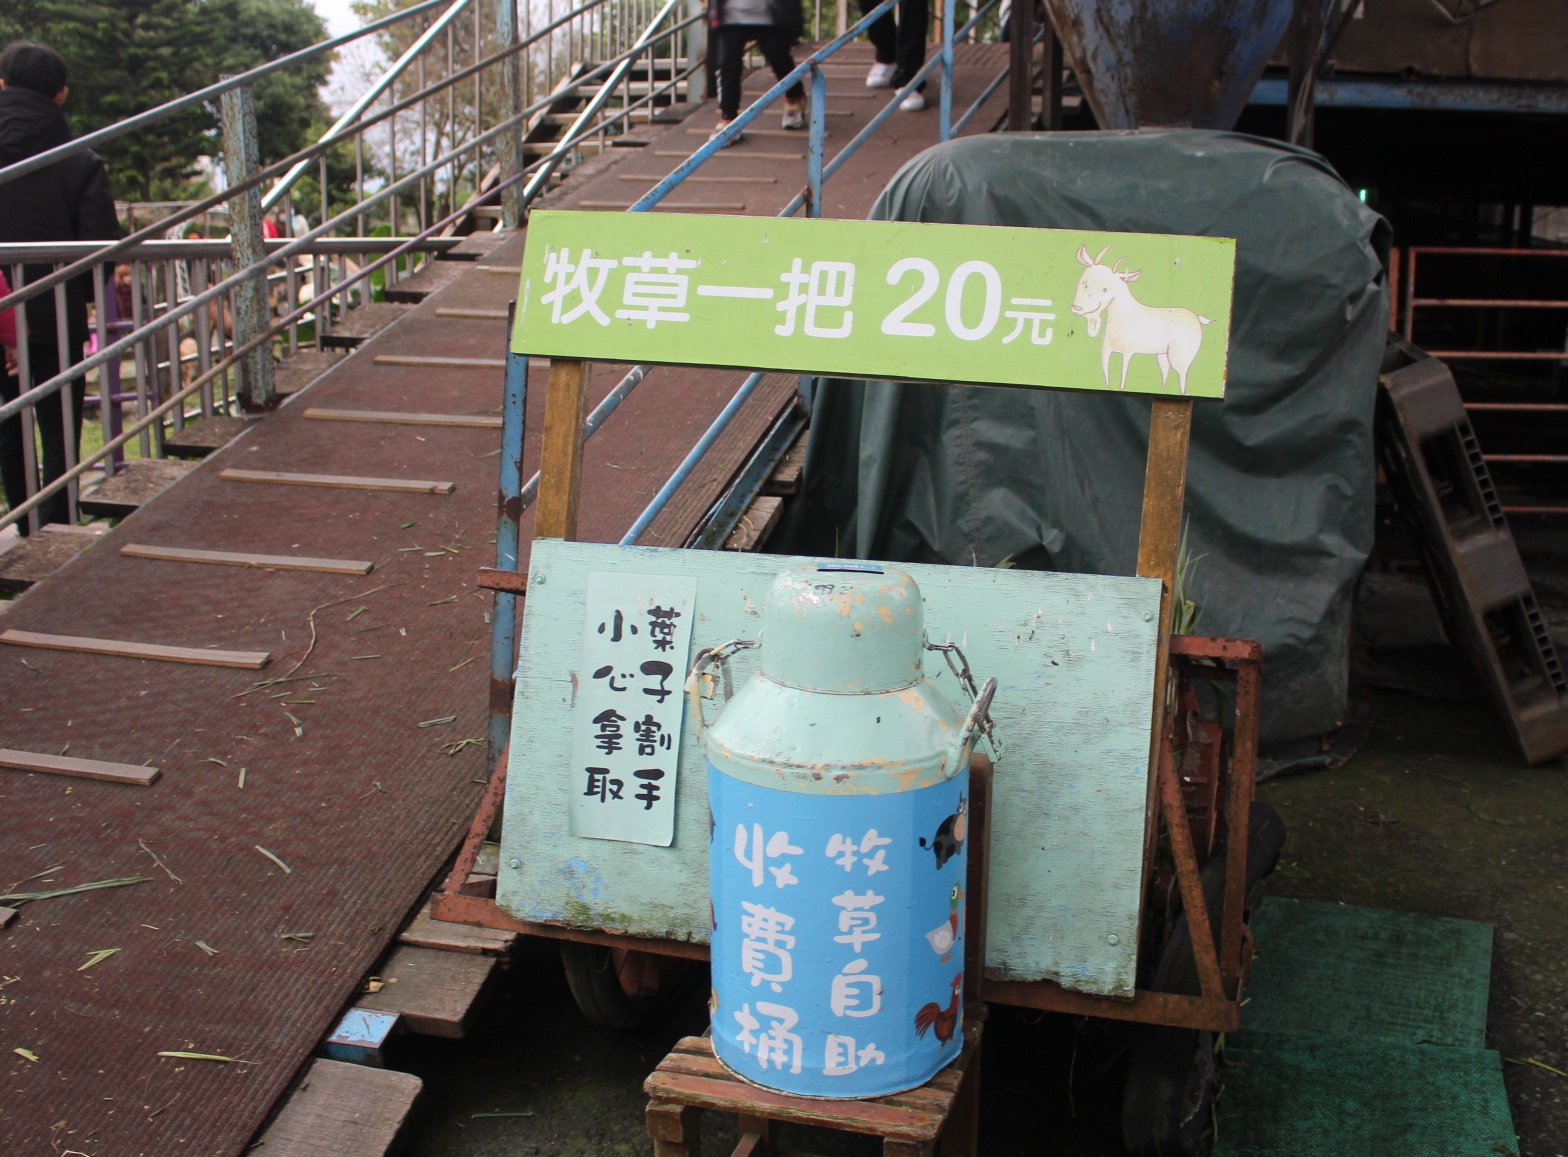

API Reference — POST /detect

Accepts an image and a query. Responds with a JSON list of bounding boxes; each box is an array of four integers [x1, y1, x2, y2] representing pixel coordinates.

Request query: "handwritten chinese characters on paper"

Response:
[[567, 571, 697, 846]]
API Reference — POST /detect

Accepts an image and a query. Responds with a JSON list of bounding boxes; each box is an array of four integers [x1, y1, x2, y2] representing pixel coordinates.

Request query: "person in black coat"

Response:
[[0, 41, 121, 534], [708, 0, 808, 140]]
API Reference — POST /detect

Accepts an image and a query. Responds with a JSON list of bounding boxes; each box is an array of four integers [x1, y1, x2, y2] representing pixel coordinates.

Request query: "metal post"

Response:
[[1006, 0, 1030, 130], [92, 263, 123, 473], [939, 0, 954, 140], [220, 80, 276, 410], [1042, 20, 1063, 130], [1286, 0, 1323, 148], [807, 65, 826, 218], [688, 0, 710, 102], [497, 0, 524, 228], [489, 340, 529, 766]]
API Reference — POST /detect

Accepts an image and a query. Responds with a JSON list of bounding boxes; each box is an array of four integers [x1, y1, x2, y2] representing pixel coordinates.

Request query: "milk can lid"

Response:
[[759, 563, 925, 693]]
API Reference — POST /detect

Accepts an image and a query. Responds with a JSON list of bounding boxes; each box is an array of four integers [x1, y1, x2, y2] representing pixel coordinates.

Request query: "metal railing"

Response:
[[0, 0, 702, 536], [1391, 244, 1568, 514]]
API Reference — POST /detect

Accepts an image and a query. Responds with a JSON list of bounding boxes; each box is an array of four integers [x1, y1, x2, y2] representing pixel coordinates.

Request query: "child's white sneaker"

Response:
[[866, 62, 896, 88], [899, 90, 927, 112]]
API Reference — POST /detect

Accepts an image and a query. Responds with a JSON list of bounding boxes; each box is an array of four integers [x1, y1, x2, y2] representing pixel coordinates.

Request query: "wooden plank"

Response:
[[120, 542, 373, 576], [398, 898, 516, 956], [433, 308, 509, 320], [762, 434, 807, 495], [0, 629, 270, 670], [355, 945, 496, 1038], [476, 566, 528, 594], [302, 407, 503, 429], [0, 907, 16, 929], [1134, 396, 1194, 953], [372, 354, 506, 370], [722, 495, 782, 552], [253, 1058, 421, 1157], [475, 264, 522, 274], [644, 1072, 939, 1141], [533, 358, 591, 540], [0, 748, 160, 786], [219, 469, 454, 495]]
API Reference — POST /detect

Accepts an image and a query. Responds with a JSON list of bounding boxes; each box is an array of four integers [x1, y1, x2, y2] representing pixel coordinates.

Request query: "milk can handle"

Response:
[[685, 638, 758, 746], [926, 639, 1002, 768]]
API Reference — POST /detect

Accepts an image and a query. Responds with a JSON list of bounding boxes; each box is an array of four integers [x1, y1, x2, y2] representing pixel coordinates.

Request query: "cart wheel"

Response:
[[1121, 1026, 1217, 1156], [559, 942, 696, 1029]]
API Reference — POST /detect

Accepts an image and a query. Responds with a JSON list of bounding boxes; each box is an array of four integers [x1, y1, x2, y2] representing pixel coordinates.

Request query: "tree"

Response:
[[1, 0, 331, 201]]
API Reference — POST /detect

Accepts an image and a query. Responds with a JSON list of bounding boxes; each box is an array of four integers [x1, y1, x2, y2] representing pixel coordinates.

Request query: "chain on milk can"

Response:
[[688, 563, 997, 1098]]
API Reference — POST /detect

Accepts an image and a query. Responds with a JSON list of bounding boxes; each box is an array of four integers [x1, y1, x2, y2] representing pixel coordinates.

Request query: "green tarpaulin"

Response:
[[779, 130, 1390, 763]]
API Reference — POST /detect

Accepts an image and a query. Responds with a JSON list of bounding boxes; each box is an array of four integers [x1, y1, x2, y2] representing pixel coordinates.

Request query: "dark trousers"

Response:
[[1, 344, 86, 535], [860, 0, 928, 87], [715, 24, 805, 120]]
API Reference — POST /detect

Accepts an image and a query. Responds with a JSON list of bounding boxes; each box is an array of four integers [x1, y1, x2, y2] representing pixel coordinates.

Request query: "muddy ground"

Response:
[[387, 570, 1568, 1157]]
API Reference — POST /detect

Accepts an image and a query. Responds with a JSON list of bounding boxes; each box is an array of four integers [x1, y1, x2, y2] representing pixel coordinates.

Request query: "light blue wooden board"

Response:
[[498, 541, 1161, 997]]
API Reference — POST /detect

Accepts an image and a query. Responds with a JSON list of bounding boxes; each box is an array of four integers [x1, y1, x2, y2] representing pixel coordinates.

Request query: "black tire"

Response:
[[559, 941, 697, 1029], [1122, 1027, 1217, 1156]]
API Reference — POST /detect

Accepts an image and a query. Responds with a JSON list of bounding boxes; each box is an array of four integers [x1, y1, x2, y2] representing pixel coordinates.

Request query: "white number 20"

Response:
[[880, 258, 1002, 342]]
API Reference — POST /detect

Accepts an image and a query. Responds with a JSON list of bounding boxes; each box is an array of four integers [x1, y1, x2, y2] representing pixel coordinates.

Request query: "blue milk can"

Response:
[[690, 563, 996, 1099]]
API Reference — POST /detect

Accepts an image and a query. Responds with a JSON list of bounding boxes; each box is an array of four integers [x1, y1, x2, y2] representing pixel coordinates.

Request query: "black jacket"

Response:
[[0, 87, 121, 350], [708, 0, 804, 39]]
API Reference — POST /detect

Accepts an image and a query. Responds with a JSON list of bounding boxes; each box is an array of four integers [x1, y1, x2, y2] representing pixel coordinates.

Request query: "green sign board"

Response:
[[511, 211, 1235, 398]]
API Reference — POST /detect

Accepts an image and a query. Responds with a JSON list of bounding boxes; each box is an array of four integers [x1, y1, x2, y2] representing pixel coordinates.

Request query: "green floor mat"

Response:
[[1244, 897, 1493, 1048], [1213, 1031, 1520, 1157]]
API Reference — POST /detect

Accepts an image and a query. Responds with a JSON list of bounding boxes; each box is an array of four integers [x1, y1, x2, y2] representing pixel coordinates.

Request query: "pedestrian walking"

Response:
[[859, 0, 929, 110], [709, 0, 808, 143], [0, 41, 121, 534]]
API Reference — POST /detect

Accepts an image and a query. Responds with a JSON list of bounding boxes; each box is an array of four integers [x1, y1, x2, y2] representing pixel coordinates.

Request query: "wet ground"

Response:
[[390, 558, 1568, 1157]]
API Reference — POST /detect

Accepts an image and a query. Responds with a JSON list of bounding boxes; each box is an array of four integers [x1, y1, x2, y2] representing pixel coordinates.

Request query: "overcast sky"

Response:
[[312, 0, 362, 37]]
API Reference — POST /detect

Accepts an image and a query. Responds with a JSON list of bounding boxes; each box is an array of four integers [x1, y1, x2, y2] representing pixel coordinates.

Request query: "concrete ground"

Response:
[[392, 560, 1568, 1157]]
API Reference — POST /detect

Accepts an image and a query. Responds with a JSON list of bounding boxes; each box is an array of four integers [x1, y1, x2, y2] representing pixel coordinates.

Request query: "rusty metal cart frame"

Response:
[[438, 373, 1262, 1042]]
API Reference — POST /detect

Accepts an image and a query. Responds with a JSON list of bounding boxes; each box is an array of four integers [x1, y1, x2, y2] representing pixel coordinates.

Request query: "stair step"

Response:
[[162, 414, 259, 459], [382, 259, 466, 303], [79, 459, 194, 519], [354, 945, 497, 1038], [398, 897, 516, 955], [275, 349, 346, 396], [0, 523, 107, 593], [255, 1058, 421, 1156], [320, 301, 415, 349]]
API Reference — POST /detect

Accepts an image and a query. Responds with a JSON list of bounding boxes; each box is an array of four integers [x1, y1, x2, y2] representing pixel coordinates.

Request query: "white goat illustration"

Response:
[[1070, 245, 1213, 395]]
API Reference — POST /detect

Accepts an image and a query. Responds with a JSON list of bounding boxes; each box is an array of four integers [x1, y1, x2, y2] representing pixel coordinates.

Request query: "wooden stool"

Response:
[[645, 1015, 983, 1157], [643, 758, 995, 1157]]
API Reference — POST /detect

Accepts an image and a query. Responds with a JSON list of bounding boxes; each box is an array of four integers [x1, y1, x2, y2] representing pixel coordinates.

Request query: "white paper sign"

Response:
[[568, 570, 698, 846]]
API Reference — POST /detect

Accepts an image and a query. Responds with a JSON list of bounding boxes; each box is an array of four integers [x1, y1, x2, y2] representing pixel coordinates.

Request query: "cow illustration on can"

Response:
[[1071, 245, 1213, 395]]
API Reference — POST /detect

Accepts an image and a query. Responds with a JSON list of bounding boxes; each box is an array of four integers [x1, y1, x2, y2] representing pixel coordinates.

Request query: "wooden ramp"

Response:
[[0, 45, 1008, 1157]]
